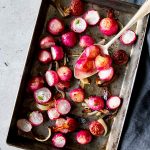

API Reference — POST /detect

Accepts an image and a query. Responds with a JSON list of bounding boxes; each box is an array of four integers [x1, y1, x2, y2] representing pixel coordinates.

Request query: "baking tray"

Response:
[[6, 0, 149, 150]]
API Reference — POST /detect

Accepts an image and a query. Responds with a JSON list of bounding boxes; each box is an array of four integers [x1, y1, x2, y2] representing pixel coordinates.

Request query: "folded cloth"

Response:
[[119, 1, 150, 149]]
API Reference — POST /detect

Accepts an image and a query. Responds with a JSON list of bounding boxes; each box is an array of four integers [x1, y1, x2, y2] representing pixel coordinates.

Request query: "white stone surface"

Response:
[[0, 0, 42, 149]]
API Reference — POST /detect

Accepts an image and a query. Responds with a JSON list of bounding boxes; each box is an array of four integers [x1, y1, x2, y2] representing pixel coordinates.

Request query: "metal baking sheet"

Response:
[[6, 0, 149, 150]]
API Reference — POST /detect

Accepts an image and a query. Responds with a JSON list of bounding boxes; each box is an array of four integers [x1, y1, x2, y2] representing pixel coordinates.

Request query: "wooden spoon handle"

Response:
[[105, 0, 150, 49]]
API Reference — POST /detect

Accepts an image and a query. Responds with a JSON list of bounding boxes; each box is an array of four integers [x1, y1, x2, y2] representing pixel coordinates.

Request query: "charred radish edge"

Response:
[[106, 96, 121, 110], [47, 108, 60, 120], [120, 30, 137, 45], [34, 128, 51, 142], [17, 119, 32, 133], [97, 118, 108, 136], [71, 17, 87, 33], [52, 133, 66, 148], [83, 10, 100, 25]]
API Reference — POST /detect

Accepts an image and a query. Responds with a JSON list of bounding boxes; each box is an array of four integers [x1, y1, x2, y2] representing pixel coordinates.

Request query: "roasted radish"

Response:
[[52, 133, 66, 148], [98, 67, 114, 81], [29, 111, 43, 126], [69, 88, 85, 103], [120, 30, 137, 45], [89, 121, 105, 136], [95, 54, 112, 71], [55, 99, 71, 115], [47, 18, 64, 35], [86, 96, 104, 111], [17, 119, 32, 132], [79, 35, 95, 48], [27, 76, 44, 92], [34, 87, 52, 104], [45, 70, 59, 87], [51, 45, 64, 61], [56, 81, 70, 91], [76, 130, 92, 144], [40, 36, 55, 49], [47, 108, 60, 120], [61, 32, 77, 47], [106, 96, 121, 110], [38, 50, 52, 64], [71, 17, 87, 33], [57, 66, 72, 81], [84, 10, 100, 25], [66, 117, 78, 132]]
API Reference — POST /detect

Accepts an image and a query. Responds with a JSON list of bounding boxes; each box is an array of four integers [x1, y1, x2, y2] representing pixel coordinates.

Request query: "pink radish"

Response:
[[55, 99, 71, 115], [71, 17, 87, 33], [84, 10, 100, 25], [120, 30, 137, 45], [27, 76, 44, 92], [38, 50, 52, 64], [47, 108, 60, 120], [52, 133, 66, 148], [56, 81, 70, 91], [51, 45, 64, 61], [34, 87, 52, 104], [61, 32, 77, 47], [76, 130, 92, 144], [29, 111, 43, 126], [40, 36, 55, 49], [47, 18, 64, 35], [17, 119, 32, 132], [45, 70, 59, 87], [57, 66, 72, 81], [106, 96, 121, 110], [98, 67, 114, 81], [79, 35, 95, 48]]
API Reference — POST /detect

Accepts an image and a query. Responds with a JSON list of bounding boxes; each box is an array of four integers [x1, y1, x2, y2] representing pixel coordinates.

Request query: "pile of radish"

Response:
[[17, 0, 137, 148]]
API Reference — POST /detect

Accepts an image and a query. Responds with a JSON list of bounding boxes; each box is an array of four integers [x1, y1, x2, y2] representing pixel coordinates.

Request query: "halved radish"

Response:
[[106, 96, 121, 110], [17, 119, 32, 132], [34, 87, 52, 104], [38, 50, 52, 64], [120, 30, 137, 45], [45, 70, 59, 87], [71, 17, 87, 33], [47, 108, 60, 120], [84, 10, 100, 25], [55, 99, 71, 115], [52, 133, 66, 148], [29, 111, 43, 126], [98, 67, 114, 81], [40, 36, 55, 49]]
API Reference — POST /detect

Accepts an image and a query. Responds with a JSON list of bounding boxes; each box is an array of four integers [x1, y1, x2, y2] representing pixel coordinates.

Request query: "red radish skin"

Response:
[[47, 18, 64, 35], [27, 76, 44, 92], [56, 81, 70, 91], [69, 88, 85, 103], [17, 119, 32, 132], [106, 96, 121, 110], [99, 18, 119, 36], [85, 45, 100, 60], [79, 35, 95, 48], [40, 36, 55, 49], [29, 111, 43, 126], [66, 117, 78, 132], [51, 45, 64, 61], [38, 50, 52, 64], [47, 108, 60, 120], [45, 70, 59, 87], [98, 67, 114, 81], [34, 87, 52, 104], [52, 133, 66, 148], [57, 66, 72, 81], [76, 130, 92, 144], [71, 17, 87, 33], [87, 96, 104, 111], [55, 99, 71, 115], [84, 10, 100, 26], [89, 121, 105, 136], [95, 54, 112, 71], [120, 30, 137, 45], [61, 32, 77, 47]]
